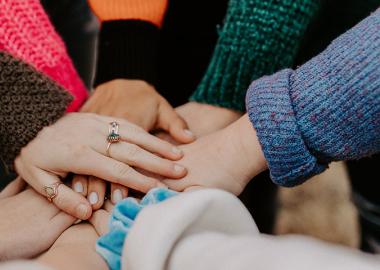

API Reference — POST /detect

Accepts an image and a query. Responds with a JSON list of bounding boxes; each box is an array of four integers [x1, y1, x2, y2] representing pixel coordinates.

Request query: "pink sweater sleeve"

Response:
[[0, 0, 88, 112]]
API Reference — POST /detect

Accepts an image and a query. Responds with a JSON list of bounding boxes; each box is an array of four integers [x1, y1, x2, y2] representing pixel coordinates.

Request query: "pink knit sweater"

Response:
[[0, 0, 88, 112]]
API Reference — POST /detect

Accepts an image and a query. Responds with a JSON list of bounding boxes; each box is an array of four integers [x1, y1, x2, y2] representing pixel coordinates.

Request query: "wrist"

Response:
[[224, 114, 267, 180]]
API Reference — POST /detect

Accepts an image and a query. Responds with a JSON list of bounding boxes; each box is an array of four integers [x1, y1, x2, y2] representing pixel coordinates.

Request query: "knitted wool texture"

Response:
[[0, 0, 87, 112], [191, 0, 320, 111], [0, 52, 72, 172], [88, 0, 168, 26], [246, 10, 380, 187]]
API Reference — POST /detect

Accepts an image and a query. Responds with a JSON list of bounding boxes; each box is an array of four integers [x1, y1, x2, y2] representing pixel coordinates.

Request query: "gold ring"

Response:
[[44, 182, 62, 202]]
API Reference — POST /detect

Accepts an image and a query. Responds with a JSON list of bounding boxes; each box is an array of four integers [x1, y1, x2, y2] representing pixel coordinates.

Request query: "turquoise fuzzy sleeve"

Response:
[[96, 188, 178, 270]]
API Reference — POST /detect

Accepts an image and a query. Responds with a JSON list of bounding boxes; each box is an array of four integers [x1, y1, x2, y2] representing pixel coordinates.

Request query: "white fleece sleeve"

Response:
[[123, 189, 380, 270]]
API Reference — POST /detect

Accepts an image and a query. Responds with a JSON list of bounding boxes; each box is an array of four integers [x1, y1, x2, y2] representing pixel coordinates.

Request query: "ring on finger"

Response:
[[106, 121, 121, 156], [43, 182, 62, 202]]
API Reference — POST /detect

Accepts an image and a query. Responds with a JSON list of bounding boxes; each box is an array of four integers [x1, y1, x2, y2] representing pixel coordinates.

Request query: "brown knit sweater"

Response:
[[0, 52, 73, 172]]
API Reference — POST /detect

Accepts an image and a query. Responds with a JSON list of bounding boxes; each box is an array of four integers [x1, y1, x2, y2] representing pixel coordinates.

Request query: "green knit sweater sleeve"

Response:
[[190, 0, 320, 111]]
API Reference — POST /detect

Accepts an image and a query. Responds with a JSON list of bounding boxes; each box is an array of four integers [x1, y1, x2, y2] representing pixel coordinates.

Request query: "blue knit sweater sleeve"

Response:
[[246, 10, 380, 187]]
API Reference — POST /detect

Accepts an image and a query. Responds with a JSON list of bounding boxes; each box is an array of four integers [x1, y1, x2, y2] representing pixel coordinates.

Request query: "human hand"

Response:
[[71, 174, 129, 209], [15, 113, 186, 220], [163, 115, 267, 195], [81, 79, 195, 143], [38, 223, 108, 270], [176, 102, 242, 137], [0, 184, 75, 260]]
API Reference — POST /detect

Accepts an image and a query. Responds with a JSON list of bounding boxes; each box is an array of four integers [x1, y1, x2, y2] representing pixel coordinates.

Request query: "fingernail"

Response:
[[184, 129, 194, 138], [76, 204, 89, 219], [172, 147, 182, 155], [113, 189, 123, 204], [174, 164, 185, 173], [73, 182, 83, 193], [88, 192, 98, 205], [157, 182, 168, 188]]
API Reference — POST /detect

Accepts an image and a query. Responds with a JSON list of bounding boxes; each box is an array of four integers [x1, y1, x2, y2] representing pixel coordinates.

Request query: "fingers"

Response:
[[104, 200, 115, 212], [71, 150, 165, 194], [155, 131, 179, 145], [92, 114, 184, 160], [72, 175, 88, 196], [157, 99, 195, 144], [162, 178, 187, 192], [113, 119, 184, 161], [87, 176, 106, 210], [107, 142, 187, 178], [89, 209, 110, 236], [30, 168, 92, 220], [0, 176, 26, 199], [110, 183, 128, 204]]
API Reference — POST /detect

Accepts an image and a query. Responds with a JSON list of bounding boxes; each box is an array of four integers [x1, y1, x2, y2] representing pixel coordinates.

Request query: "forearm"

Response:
[[191, 0, 320, 111], [224, 114, 267, 180], [246, 9, 380, 187]]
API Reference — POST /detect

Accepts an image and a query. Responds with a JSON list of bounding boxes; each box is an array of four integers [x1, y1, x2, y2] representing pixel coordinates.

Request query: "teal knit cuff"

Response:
[[192, 0, 320, 112]]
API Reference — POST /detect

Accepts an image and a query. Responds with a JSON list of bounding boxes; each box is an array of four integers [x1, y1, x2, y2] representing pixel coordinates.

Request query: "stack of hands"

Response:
[[12, 78, 267, 223], [0, 79, 268, 262]]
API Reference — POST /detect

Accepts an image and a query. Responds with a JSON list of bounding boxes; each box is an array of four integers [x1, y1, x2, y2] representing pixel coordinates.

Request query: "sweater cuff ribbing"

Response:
[[246, 69, 326, 187], [191, 0, 320, 112], [0, 52, 72, 172], [94, 20, 159, 87]]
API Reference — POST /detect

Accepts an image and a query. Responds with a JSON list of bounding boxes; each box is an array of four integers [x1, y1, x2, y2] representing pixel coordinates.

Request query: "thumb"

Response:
[[33, 169, 92, 220], [157, 99, 195, 144]]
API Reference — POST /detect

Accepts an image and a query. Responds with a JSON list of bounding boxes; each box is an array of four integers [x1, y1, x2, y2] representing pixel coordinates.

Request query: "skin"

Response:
[[15, 113, 186, 220], [79, 79, 196, 207], [81, 79, 195, 142], [38, 223, 108, 270], [156, 102, 243, 145], [163, 114, 268, 195], [75, 101, 243, 207], [0, 179, 75, 261], [38, 204, 114, 270], [176, 102, 243, 137]]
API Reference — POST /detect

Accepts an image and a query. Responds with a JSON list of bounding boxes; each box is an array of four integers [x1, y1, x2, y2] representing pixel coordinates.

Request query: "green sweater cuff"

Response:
[[191, 0, 320, 112]]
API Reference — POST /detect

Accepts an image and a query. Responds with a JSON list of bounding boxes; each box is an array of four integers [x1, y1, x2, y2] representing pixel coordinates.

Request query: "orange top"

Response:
[[88, 0, 168, 27]]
